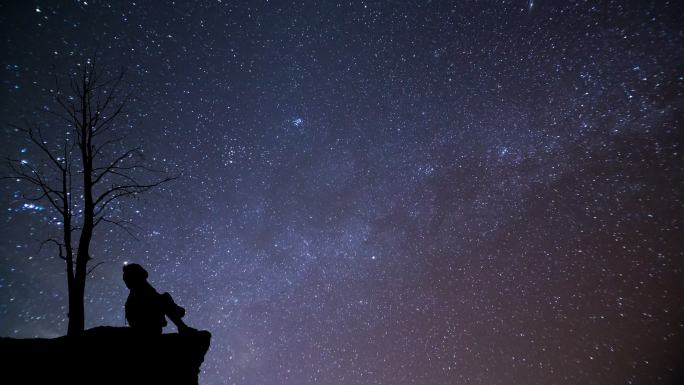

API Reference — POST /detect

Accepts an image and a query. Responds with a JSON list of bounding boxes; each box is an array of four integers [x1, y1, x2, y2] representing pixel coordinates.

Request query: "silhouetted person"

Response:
[[123, 263, 195, 335]]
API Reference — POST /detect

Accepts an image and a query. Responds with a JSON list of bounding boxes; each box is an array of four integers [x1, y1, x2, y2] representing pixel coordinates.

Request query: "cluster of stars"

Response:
[[1, 2, 682, 385]]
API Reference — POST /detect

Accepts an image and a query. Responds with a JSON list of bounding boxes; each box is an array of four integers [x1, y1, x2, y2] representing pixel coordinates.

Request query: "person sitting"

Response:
[[122, 263, 195, 335]]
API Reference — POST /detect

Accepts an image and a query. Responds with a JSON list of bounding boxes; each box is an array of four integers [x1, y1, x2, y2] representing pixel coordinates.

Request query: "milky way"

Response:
[[1, 1, 683, 384]]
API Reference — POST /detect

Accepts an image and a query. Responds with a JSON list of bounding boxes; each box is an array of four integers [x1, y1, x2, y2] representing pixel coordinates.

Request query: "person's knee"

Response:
[[161, 292, 185, 318]]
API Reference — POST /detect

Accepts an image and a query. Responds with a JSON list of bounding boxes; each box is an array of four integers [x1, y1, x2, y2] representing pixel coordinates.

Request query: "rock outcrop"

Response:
[[0, 326, 211, 385]]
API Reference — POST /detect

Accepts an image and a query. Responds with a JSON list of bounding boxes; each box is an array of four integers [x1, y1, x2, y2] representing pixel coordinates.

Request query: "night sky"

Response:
[[1, 1, 683, 384]]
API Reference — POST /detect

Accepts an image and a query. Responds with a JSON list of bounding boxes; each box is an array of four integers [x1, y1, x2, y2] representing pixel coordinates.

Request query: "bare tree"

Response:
[[4, 57, 175, 336]]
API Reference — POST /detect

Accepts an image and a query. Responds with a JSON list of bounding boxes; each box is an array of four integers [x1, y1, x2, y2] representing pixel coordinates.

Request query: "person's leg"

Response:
[[160, 292, 194, 333]]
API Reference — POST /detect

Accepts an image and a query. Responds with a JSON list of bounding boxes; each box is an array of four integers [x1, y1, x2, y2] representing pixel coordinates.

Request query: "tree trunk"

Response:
[[67, 280, 84, 335], [70, 228, 91, 335], [68, 85, 95, 335]]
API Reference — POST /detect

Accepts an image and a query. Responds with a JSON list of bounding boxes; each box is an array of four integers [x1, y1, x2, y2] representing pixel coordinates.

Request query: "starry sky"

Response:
[[1, 1, 683, 384]]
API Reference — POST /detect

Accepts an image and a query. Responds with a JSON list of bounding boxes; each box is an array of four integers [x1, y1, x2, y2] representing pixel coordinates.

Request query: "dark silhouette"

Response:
[[0, 264, 211, 384], [0, 264, 211, 385], [3, 57, 175, 336], [123, 263, 195, 334], [0, 326, 211, 385]]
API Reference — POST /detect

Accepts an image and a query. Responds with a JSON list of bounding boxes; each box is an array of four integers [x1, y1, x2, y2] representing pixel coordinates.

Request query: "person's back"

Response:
[[125, 280, 166, 334]]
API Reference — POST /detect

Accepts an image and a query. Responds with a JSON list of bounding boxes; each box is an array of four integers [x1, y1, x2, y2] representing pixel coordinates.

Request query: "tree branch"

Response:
[[86, 261, 105, 277], [40, 238, 66, 261], [91, 147, 141, 185]]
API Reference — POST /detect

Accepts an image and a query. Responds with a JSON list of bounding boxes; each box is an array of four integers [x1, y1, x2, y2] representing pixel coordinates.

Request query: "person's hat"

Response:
[[123, 263, 148, 283]]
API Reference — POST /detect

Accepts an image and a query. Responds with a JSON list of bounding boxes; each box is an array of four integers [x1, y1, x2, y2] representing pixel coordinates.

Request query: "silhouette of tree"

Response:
[[4, 57, 175, 336]]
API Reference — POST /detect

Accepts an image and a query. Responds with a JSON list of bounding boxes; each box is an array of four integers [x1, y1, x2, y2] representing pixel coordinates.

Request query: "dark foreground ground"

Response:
[[0, 326, 211, 385]]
